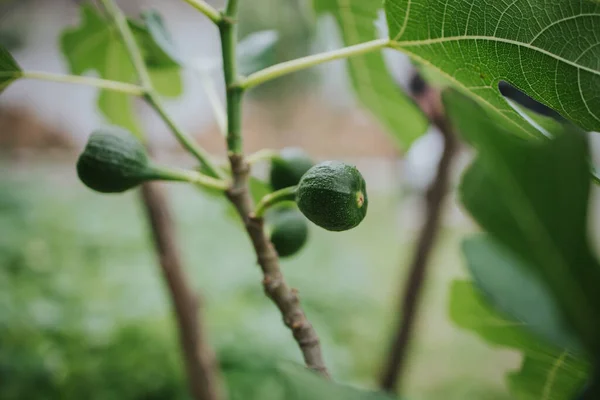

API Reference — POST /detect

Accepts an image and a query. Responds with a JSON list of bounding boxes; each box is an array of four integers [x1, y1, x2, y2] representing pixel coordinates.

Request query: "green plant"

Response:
[[1, 0, 600, 399]]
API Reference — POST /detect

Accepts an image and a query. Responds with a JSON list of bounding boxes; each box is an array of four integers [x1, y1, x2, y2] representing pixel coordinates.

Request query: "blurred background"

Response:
[[0, 0, 550, 399]]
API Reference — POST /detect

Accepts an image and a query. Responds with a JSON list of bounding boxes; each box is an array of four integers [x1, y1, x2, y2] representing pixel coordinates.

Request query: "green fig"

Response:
[[296, 161, 368, 231], [269, 148, 314, 191], [77, 127, 155, 193]]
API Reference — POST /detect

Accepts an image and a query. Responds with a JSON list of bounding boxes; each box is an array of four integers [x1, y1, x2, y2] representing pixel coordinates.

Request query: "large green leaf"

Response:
[[445, 88, 600, 356], [385, 0, 600, 137], [238, 30, 280, 76], [60, 5, 182, 137], [450, 281, 589, 400], [220, 351, 396, 400], [314, 0, 427, 149], [463, 235, 581, 353], [0, 45, 21, 94]]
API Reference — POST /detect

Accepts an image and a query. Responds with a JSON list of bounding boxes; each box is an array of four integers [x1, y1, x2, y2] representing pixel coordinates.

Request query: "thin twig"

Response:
[[140, 181, 223, 400], [100, 0, 225, 179], [182, 0, 222, 24], [239, 38, 389, 90], [379, 72, 458, 393], [226, 154, 330, 377], [100, 0, 152, 89], [19, 71, 145, 95]]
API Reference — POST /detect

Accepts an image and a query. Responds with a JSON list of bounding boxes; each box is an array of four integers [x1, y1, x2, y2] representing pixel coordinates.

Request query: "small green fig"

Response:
[[269, 148, 314, 191], [77, 127, 155, 193], [268, 207, 309, 258], [296, 161, 368, 231]]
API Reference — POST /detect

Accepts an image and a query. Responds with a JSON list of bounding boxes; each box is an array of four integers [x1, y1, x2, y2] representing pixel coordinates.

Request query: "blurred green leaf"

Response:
[[238, 30, 279, 76], [220, 351, 397, 400], [463, 235, 582, 352], [313, 1, 427, 149], [0, 45, 21, 94], [60, 5, 182, 137], [450, 281, 589, 400], [385, 0, 600, 136], [446, 88, 600, 356], [140, 9, 183, 66]]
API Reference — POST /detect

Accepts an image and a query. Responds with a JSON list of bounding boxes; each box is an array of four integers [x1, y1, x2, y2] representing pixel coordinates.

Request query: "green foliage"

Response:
[[296, 161, 368, 231], [313, 0, 427, 149], [463, 235, 581, 353], [450, 281, 589, 400], [0, 45, 21, 93], [0, 323, 187, 400], [60, 5, 182, 137], [385, 0, 600, 136], [445, 88, 600, 357], [142, 9, 184, 65], [0, 184, 187, 400]]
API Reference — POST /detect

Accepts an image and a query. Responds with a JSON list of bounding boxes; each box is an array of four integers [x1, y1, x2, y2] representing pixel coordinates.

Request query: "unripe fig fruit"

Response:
[[77, 127, 154, 193], [296, 161, 368, 231]]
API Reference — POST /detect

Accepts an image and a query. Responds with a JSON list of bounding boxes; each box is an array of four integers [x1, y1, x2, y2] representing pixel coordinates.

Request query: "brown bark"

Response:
[[140, 182, 223, 400], [225, 154, 329, 377]]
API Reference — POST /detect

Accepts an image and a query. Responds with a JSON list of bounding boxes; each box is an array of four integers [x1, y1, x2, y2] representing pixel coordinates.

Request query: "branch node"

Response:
[[262, 272, 284, 292]]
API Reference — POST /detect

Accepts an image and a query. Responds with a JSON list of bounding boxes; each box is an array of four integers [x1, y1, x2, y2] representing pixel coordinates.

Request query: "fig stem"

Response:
[[19, 71, 145, 95], [182, 0, 222, 24], [100, 0, 226, 180], [246, 149, 280, 165], [240, 38, 390, 89], [254, 186, 298, 218], [149, 164, 229, 191]]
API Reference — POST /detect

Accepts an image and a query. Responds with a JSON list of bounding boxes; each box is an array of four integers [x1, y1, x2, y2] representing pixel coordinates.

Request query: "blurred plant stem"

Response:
[[100, 1, 225, 399], [140, 181, 224, 400], [19, 70, 145, 94], [379, 72, 458, 394]]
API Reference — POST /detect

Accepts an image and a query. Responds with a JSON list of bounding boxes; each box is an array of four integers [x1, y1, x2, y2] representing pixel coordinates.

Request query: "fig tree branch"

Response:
[[245, 149, 279, 165], [148, 165, 229, 190], [146, 93, 227, 179], [253, 186, 297, 218], [379, 72, 458, 393], [239, 38, 390, 89], [226, 155, 329, 377], [140, 182, 223, 400], [17, 71, 145, 95], [182, 0, 222, 24], [100, 0, 225, 180], [218, 0, 329, 377], [100, 0, 152, 90]]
